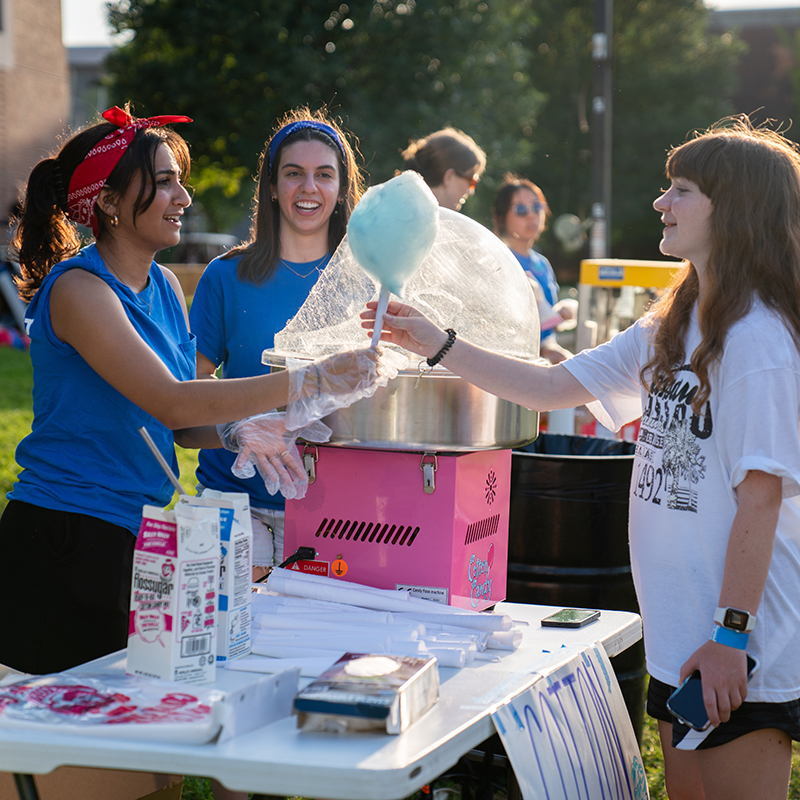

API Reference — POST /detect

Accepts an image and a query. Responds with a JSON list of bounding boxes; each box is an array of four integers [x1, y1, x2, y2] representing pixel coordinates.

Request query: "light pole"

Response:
[[576, 0, 614, 356], [590, 0, 613, 259]]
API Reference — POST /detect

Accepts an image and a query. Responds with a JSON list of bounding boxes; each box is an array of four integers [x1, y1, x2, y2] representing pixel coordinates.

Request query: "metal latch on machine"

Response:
[[302, 444, 319, 484], [420, 453, 438, 494]]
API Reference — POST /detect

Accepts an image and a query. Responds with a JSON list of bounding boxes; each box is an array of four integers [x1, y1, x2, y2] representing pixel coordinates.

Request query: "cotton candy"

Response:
[[347, 171, 439, 297]]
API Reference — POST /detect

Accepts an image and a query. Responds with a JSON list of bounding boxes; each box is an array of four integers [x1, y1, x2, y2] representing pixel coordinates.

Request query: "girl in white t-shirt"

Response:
[[362, 117, 800, 800]]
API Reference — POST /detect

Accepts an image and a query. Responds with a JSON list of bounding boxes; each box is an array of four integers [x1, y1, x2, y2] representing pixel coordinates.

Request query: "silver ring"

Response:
[[279, 450, 290, 458]]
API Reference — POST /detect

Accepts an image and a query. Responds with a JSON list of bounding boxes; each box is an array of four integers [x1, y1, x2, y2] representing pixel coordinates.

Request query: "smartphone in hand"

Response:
[[666, 654, 760, 731]]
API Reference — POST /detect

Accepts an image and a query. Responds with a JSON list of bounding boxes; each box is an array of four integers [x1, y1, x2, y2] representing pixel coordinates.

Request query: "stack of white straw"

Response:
[[225, 568, 524, 677]]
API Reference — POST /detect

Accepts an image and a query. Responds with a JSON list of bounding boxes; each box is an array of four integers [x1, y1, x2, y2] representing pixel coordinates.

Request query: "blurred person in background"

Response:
[[493, 174, 576, 364], [400, 128, 485, 211]]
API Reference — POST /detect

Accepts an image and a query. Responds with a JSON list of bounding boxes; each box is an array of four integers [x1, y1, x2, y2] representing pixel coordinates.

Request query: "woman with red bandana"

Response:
[[0, 106, 390, 677]]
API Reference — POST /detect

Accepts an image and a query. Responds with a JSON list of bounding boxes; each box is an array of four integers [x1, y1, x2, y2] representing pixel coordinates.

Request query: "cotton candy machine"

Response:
[[266, 208, 541, 611]]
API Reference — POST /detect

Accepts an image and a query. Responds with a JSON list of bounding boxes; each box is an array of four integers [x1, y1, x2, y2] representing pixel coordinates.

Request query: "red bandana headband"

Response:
[[67, 106, 192, 236]]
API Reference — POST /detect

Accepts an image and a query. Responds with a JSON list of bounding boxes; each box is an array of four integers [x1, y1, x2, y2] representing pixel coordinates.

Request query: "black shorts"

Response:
[[0, 500, 136, 675], [647, 675, 800, 750]]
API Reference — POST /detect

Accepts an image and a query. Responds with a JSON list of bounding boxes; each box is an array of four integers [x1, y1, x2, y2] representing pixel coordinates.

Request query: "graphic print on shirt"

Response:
[[634, 364, 711, 513]]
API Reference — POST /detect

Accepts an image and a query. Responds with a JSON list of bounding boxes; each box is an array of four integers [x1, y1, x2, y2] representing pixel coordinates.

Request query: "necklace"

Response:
[[280, 255, 328, 279], [104, 261, 152, 314]]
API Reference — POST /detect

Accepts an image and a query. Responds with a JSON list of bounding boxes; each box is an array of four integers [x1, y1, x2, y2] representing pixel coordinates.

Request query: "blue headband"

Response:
[[267, 120, 347, 176]]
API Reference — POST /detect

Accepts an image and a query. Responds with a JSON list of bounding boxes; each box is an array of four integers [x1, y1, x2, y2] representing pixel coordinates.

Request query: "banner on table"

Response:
[[492, 644, 649, 800]]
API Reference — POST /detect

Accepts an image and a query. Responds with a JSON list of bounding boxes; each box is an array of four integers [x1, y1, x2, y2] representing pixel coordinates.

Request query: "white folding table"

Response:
[[1, 602, 642, 800]]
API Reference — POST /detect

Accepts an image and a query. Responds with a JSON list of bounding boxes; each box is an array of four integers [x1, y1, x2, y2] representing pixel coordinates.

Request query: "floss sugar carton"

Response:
[[127, 503, 220, 685], [179, 490, 253, 663]]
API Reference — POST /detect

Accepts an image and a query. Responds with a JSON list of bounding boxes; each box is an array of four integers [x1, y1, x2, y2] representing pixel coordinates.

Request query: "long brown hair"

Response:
[[12, 114, 190, 302], [641, 117, 800, 411], [227, 106, 364, 285]]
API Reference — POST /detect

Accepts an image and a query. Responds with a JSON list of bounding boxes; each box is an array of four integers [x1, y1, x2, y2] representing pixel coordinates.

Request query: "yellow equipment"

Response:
[[576, 258, 682, 350]]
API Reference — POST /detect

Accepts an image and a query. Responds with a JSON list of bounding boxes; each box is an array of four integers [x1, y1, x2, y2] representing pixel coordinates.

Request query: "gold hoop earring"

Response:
[[110, 215, 119, 228]]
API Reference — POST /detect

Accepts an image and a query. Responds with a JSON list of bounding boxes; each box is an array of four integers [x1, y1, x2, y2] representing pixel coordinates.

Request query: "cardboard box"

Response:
[[179, 490, 253, 663], [127, 504, 219, 685], [0, 770, 182, 800]]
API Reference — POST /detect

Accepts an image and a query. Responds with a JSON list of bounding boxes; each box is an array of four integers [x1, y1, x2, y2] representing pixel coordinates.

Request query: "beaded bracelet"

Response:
[[426, 329, 457, 367]]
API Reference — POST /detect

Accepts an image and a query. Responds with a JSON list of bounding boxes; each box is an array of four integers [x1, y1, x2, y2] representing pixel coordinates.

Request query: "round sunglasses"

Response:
[[513, 201, 546, 216]]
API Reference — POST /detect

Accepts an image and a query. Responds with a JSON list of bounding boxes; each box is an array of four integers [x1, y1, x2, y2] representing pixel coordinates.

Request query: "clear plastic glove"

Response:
[[217, 412, 332, 500], [284, 347, 406, 432]]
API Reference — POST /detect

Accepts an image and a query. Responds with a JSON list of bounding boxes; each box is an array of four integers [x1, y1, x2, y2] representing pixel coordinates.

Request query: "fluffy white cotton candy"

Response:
[[347, 171, 439, 297]]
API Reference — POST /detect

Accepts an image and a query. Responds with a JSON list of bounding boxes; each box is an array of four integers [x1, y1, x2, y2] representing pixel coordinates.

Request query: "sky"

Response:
[[61, 0, 800, 47]]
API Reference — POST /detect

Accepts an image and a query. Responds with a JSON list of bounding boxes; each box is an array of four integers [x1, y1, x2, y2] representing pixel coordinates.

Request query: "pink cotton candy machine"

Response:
[[266, 208, 542, 611], [283, 445, 511, 611]]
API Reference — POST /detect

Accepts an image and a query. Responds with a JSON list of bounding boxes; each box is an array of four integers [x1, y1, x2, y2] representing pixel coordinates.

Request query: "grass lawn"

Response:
[[4, 343, 800, 799]]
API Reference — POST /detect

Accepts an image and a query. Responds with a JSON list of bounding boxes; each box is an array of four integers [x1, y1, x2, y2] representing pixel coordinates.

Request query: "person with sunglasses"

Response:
[[400, 128, 486, 211], [492, 173, 576, 364]]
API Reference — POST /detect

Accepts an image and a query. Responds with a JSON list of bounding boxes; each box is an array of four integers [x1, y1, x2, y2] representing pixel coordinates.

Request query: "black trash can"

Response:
[[508, 432, 647, 744]]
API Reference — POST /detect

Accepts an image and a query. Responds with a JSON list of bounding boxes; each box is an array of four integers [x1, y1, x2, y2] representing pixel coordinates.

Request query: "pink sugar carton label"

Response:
[[127, 504, 219, 685]]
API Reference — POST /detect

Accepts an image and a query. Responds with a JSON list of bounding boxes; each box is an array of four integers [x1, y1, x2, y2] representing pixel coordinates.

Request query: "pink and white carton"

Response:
[[127, 504, 220, 685]]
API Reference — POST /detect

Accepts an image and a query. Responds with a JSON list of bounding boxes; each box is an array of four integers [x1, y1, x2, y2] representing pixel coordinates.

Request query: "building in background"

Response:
[[69, 46, 111, 131], [709, 6, 800, 128], [0, 0, 70, 218]]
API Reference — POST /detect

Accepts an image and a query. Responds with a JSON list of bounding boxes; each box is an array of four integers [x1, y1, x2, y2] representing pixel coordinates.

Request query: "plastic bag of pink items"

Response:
[[0, 672, 226, 743]]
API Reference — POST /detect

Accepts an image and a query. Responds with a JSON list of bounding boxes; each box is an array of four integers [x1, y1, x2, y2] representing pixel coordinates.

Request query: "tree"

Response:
[[106, 0, 544, 230], [520, 0, 742, 268], [105, 0, 741, 269]]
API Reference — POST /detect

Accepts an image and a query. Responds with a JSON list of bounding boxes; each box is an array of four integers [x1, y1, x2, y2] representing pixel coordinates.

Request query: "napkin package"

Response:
[[293, 653, 439, 734]]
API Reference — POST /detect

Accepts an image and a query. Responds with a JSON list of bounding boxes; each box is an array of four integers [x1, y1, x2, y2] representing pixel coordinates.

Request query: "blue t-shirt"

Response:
[[510, 249, 559, 342], [10, 244, 196, 534], [188, 254, 330, 509]]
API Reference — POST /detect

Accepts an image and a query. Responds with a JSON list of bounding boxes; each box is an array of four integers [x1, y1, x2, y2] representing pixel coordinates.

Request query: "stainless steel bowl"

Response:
[[318, 367, 538, 453], [264, 351, 538, 452]]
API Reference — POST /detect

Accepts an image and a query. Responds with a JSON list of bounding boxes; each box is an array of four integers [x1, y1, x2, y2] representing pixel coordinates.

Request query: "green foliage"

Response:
[[0, 348, 33, 509], [105, 0, 544, 229], [104, 0, 741, 259], [641, 712, 668, 800], [520, 0, 743, 258]]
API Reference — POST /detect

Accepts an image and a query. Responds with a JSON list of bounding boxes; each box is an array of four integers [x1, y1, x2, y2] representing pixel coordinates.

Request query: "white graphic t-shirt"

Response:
[[564, 302, 800, 702]]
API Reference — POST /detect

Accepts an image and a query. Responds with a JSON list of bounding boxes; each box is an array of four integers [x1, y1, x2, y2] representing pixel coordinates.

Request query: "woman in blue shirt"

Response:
[[492, 174, 576, 364], [0, 106, 378, 676], [190, 107, 365, 577]]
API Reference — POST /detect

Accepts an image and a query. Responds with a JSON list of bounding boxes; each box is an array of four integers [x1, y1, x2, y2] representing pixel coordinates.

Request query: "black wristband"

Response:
[[426, 328, 457, 367]]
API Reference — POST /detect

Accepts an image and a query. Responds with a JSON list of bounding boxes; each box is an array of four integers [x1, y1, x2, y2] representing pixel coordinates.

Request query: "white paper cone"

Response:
[[486, 630, 523, 650], [253, 613, 423, 639], [392, 610, 512, 632]]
